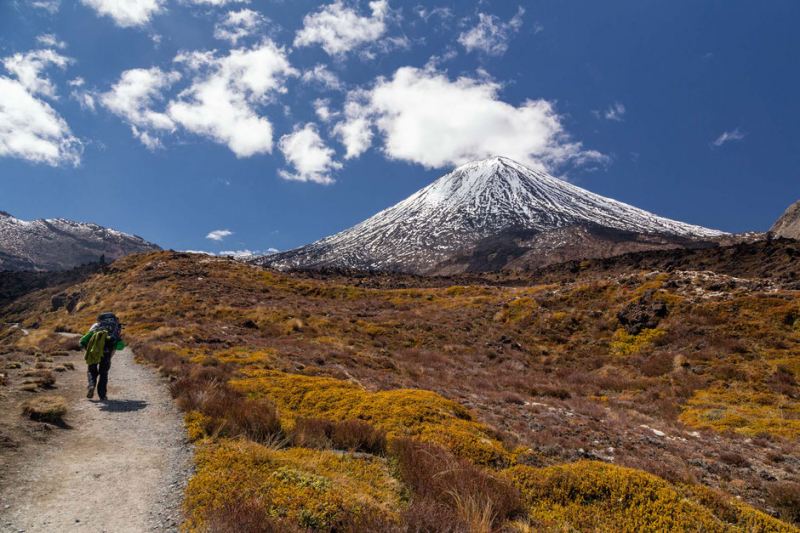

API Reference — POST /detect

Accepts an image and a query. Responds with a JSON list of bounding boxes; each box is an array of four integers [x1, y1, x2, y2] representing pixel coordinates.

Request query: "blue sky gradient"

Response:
[[1, 0, 798, 254]]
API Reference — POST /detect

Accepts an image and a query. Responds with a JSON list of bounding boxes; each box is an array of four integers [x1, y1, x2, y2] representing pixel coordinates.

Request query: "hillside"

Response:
[[1, 249, 798, 531], [260, 157, 724, 274], [0, 211, 158, 271]]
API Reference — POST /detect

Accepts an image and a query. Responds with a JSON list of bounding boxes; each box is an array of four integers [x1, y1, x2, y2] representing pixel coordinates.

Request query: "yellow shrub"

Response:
[[185, 411, 213, 442], [184, 439, 401, 531], [679, 385, 800, 439], [610, 328, 665, 356], [684, 483, 797, 532], [231, 370, 511, 466], [504, 461, 795, 532], [214, 347, 276, 366], [495, 297, 539, 323]]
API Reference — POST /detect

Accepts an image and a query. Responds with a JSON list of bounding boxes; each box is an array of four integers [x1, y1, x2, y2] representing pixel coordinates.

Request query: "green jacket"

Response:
[[80, 330, 125, 351]]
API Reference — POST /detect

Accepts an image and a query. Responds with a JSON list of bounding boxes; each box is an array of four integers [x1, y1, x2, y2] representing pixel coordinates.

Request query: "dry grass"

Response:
[[168, 364, 282, 444], [390, 438, 523, 530], [768, 482, 800, 525], [291, 417, 387, 455], [202, 498, 305, 533], [22, 395, 67, 423]]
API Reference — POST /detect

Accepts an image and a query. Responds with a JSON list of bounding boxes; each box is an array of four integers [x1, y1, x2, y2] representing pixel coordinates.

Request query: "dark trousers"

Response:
[[87, 353, 113, 398]]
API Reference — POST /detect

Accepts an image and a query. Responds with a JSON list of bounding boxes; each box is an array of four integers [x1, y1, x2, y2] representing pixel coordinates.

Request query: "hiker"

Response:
[[80, 312, 125, 400]]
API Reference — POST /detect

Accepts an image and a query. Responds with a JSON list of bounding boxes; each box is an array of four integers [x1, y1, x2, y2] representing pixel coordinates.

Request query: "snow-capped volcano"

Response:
[[259, 157, 724, 274], [0, 211, 159, 271]]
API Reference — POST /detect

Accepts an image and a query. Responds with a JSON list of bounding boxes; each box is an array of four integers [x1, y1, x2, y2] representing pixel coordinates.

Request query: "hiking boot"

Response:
[[86, 386, 95, 399], [99, 395, 107, 401]]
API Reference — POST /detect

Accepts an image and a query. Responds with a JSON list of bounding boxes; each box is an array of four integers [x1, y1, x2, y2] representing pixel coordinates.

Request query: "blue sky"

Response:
[[1, 0, 798, 255]]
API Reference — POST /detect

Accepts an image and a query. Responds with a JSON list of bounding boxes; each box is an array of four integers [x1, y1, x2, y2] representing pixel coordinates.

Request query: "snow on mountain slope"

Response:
[[0, 211, 159, 271], [260, 157, 725, 273]]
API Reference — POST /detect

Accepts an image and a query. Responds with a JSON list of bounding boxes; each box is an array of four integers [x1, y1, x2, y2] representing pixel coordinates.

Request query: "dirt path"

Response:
[[0, 347, 191, 532]]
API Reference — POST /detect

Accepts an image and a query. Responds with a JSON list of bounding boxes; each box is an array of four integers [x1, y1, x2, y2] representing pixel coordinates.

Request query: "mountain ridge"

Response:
[[0, 211, 159, 271], [259, 157, 724, 274]]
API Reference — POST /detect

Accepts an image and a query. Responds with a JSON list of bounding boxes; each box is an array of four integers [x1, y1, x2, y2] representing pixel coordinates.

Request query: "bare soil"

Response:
[[0, 347, 191, 532]]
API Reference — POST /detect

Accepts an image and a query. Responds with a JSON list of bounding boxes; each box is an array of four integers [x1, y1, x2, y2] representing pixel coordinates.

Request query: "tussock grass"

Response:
[[22, 395, 67, 423]]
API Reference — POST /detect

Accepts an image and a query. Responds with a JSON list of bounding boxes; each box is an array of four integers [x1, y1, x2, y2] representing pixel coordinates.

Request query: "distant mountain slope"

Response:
[[0, 211, 159, 271], [771, 199, 800, 239], [259, 157, 724, 274]]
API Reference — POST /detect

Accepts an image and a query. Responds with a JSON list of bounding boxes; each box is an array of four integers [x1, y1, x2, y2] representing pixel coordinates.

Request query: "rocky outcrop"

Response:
[[770, 200, 800, 240], [617, 290, 669, 334]]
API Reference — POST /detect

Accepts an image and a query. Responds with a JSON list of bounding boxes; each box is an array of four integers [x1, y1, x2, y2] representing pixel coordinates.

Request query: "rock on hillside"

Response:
[[259, 157, 724, 274], [0, 211, 158, 271], [770, 200, 800, 239]]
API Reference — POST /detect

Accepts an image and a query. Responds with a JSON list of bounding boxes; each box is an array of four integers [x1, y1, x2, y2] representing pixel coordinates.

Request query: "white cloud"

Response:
[[72, 90, 97, 111], [169, 41, 297, 157], [313, 98, 338, 122], [30, 0, 61, 14], [333, 66, 605, 172], [333, 95, 372, 159], [80, 0, 166, 28], [301, 64, 343, 91], [278, 123, 341, 185], [213, 8, 265, 45], [294, 0, 391, 56], [0, 76, 81, 166], [415, 6, 453, 22], [206, 229, 233, 241], [100, 67, 180, 149], [36, 34, 66, 49], [601, 102, 625, 121], [187, 0, 250, 5], [458, 8, 524, 56], [2, 49, 71, 99], [712, 128, 745, 147], [68, 77, 85, 87]]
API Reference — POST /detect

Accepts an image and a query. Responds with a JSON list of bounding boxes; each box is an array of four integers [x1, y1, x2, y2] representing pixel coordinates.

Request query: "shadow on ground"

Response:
[[96, 399, 148, 413]]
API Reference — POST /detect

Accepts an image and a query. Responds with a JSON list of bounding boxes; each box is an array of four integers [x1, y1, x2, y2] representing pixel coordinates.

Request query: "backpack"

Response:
[[95, 312, 122, 342]]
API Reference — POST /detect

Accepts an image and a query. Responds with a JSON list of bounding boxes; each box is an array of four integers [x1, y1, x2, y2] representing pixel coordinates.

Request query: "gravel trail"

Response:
[[0, 347, 191, 532]]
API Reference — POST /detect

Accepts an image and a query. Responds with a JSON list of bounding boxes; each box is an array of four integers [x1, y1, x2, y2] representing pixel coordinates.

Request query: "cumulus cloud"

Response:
[[301, 64, 343, 91], [278, 123, 341, 184], [294, 0, 391, 56], [101, 67, 180, 149], [0, 77, 81, 166], [206, 229, 233, 241], [712, 128, 745, 147], [2, 48, 71, 98], [0, 44, 80, 166], [213, 8, 265, 45], [458, 7, 524, 56], [80, 0, 165, 28], [169, 41, 297, 157], [313, 98, 338, 122], [333, 95, 372, 159], [333, 66, 605, 172]]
